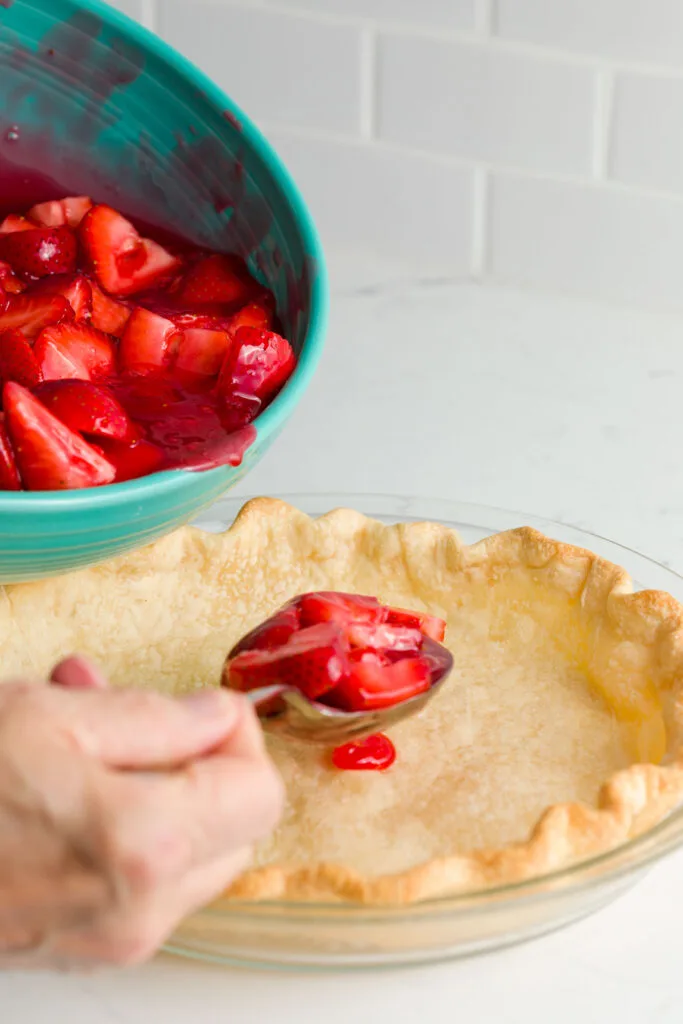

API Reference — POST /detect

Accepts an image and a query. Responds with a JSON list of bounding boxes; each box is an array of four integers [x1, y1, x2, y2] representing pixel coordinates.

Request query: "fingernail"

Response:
[[182, 689, 230, 717]]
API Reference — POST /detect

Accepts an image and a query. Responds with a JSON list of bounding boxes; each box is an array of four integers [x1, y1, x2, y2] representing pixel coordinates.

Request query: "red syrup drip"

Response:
[[331, 733, 397, 772], [107, 373, 256, 473]]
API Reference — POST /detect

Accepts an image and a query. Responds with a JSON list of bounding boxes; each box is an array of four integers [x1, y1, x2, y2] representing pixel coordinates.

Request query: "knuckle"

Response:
[[113, 846, 162, 896], [105, 924, 162, 967], [103, 793, 191, 896]]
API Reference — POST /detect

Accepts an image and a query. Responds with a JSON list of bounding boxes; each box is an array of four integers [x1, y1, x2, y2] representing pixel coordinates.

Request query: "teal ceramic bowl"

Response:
[[0, 0, 328, 582]]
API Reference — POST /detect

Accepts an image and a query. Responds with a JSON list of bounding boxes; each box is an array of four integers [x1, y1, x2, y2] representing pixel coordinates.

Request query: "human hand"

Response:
[[0, 657, 283, 970]]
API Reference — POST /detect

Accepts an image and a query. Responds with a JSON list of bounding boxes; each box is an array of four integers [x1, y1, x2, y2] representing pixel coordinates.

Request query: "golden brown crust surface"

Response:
[[1, 497, 683, 905]]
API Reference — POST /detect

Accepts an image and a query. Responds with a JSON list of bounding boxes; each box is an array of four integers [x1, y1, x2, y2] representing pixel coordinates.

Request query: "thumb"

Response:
[[50, 656, 109, 691], [45, 686, 246, 770]]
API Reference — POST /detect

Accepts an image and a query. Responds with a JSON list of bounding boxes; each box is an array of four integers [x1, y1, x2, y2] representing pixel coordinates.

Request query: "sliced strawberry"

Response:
[[0, 226, 78, 279], [0, 261, 25, 296], [34, 380, 135, 442], [0, 215, 34, 235], [228, 297, 275, 335], [80, 205, 180, 297], [0, 295, 72, 340], [298, 592, 387, 630], [228, 604, 301, 658], [175, 327, 232, 377], [31, 274, 92, 321], [328, 652, 431, 712], [386, 607, 447, 643], [217, 327, 295, 404], [62, 196, 94, 228], [176, 253, 256, 308], [90, 280, 131, 337], [119, 308, 180, 373], [227, 623, 349, 701], [28, 196, 92, 229], [95, 437, 165, 483], [34, 323, 116, 382], [0, 329, 43, 389], [3, 382, 116, 490], [27, 200, 64, 229], [219, 391, 262, 432], [347, 622, 423, 654], [0, 420, 21, 490]]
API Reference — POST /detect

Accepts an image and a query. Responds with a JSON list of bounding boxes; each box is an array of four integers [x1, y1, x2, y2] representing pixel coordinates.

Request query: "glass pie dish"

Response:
[[165, 493, 683, 969]]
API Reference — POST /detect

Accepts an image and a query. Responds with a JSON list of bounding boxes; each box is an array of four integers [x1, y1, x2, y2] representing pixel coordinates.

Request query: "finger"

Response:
[[104, 753, 283, 889], [50, 848, 252, 970], [50, 656, 109, 691], [214, 692, 268, 760], [45, 686, 246, 769]]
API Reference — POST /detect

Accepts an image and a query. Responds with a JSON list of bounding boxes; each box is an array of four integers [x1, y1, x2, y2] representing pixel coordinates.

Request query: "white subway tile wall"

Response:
[[267, 132, 475, 289], [106, 0, 683, 308], [108, 0, 144, 20], [377, 35, 595, 174]]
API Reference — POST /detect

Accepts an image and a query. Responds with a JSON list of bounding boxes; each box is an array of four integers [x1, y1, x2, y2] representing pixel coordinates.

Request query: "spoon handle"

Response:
[[243, 683, 288, 713]]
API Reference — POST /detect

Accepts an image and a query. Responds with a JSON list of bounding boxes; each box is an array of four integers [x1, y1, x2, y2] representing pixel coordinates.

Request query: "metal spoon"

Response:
[[243, 674, 449, 745]]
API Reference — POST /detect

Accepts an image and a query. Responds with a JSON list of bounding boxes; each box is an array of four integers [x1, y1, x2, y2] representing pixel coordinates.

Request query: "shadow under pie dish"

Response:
[[3, 495, 683, 964]]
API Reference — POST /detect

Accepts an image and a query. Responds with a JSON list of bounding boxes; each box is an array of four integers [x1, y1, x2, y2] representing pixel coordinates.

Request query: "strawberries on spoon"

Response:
[[3, 382, 116, 490], [228, 623, 349, 702], [386, 607, 447, 642], [224, 593, 451, 764]]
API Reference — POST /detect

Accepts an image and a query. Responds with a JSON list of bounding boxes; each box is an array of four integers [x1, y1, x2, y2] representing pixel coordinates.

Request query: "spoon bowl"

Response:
[[245, 674, 450, 745]]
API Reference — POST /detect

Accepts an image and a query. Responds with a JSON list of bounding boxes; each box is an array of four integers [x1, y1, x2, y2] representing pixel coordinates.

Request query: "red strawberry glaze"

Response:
[[107, 374, 256, 471], [332, 734, 397, 772], [0, 177, 295, 489]]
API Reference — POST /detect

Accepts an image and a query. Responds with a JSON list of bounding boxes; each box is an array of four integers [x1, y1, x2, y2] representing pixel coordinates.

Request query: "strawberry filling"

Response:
[[0, 196, 297, 491], [223, 593, 452, 770]]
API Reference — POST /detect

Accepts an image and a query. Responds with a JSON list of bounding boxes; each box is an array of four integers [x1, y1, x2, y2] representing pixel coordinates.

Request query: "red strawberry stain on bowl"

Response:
[[223, 592, 452, 772]]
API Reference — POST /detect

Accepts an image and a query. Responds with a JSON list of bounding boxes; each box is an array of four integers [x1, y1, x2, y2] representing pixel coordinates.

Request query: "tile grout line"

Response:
[[592, 68, 616, 180], [359, 27, 377, 140], [474, 0, 494, 36], [471, 167, 489, 277], [141, 0, 156, 32], [259, 121, 683, 206], [195, 0, 683, 80]]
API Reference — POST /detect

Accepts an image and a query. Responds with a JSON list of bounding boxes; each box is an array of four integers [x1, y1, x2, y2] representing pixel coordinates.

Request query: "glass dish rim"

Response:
[[190, 491, 683, 922]]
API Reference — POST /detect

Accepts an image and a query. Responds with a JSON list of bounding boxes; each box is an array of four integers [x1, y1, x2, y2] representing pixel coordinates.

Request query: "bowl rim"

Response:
[[191, 492, 683, 920], [0, 0, 329, 511]]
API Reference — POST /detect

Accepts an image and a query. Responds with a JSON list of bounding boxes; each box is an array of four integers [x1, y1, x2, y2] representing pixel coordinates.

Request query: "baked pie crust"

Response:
[[2, 497, 683, 906]]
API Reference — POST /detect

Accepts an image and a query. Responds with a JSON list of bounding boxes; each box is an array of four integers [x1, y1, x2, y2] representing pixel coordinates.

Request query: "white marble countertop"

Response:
[[2, 282, 683, 1022]]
